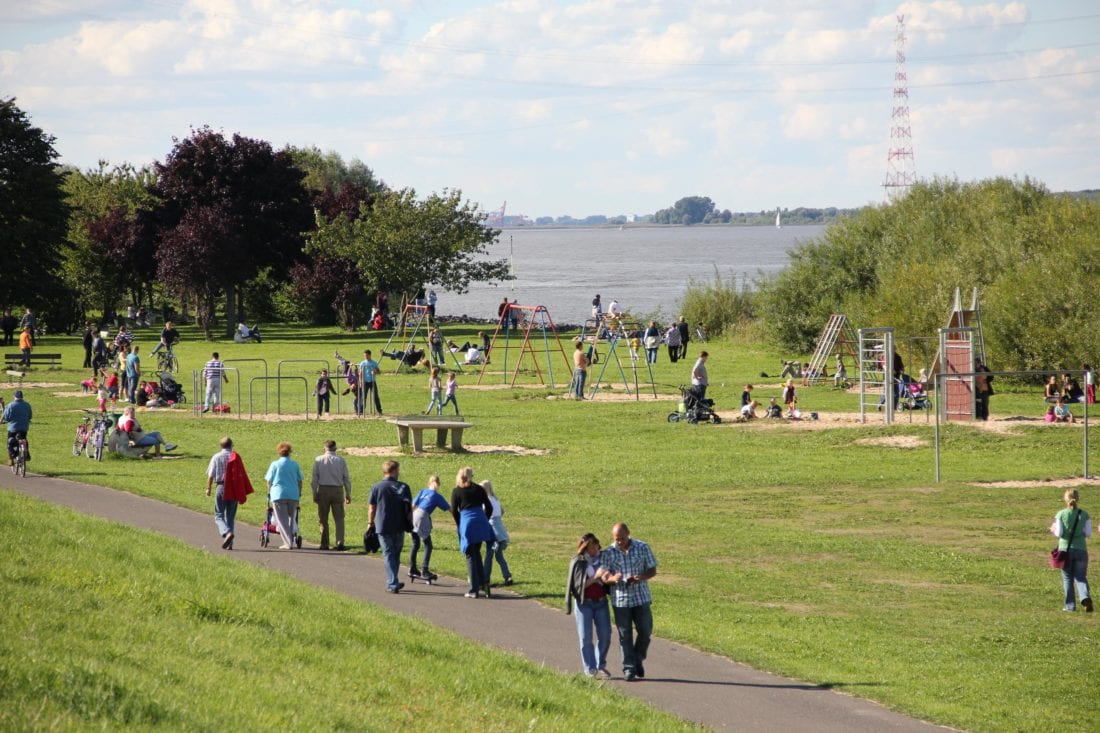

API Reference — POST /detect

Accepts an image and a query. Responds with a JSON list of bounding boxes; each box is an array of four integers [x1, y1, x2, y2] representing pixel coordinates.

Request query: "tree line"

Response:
[[0, 98, 510, 338]]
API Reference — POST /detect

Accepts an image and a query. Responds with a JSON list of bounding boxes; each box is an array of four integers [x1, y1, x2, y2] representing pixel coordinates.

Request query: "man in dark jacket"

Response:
[[677, 317, 690, 361], [369, 460, 412, 593]]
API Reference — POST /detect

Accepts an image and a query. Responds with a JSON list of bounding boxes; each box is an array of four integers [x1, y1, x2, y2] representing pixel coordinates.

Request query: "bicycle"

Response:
[[88, 415, 109, 461], [73, 415, 92, 456], [11, 435, 28, 477], [156, 346, 179, 373]]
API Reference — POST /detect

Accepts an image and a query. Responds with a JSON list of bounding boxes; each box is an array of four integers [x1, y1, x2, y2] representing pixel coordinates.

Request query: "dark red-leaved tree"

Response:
[[289, 254, 366, 330], [152, 127, 313, 337], [157, 204, 238, 340], [85, 205, 158, 308]]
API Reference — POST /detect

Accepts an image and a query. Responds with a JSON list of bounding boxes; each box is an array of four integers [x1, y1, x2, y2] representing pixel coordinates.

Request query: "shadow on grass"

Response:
[[647, 678, 886, 690]]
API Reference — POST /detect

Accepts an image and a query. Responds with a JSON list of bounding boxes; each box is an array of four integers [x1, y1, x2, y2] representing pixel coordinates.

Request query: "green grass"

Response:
[[5, 323, 1100, 731], [0, 492, 693, 732]]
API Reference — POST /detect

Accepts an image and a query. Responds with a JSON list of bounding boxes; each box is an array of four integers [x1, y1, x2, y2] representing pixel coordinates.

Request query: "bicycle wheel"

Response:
[[92, 429, 105, 461], [16, 448, 26, 477], [73, 426, 86, 456], [166, 354, 179, 373]]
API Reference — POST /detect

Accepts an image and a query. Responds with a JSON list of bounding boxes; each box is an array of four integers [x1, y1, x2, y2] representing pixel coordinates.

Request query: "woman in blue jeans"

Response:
[[565, 532, 612, 678], [1051, 488, 1092, 612]]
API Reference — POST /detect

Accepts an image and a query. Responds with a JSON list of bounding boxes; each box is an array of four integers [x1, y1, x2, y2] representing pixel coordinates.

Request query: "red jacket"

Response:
[[224, 451, 255, 503]]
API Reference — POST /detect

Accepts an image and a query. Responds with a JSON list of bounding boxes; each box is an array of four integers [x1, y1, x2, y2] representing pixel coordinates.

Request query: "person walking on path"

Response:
[[425, 367, 443, 415], [409, 474, 450, 582], [264, 442, 303, 550], [311, 439, 352, 551], [602, 522, 658, 681], [565, 532, 612, 679], [1050, 488, 1092, 612], [205, 436, 254, 550], [482, 479, 513, 588], [368, 460, 412, 593], [438, 371, 460, 416], [572, 341, 589, 400], [691, 351, 709, 401], [202, 352, 229, 414], [451, 466, 494, 598], [315, 369, 335, 417], [358, 349, 382, 415]]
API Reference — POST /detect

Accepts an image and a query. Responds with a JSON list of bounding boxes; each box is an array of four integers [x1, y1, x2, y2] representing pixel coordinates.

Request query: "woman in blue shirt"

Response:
[[265, 442, 304, 550]]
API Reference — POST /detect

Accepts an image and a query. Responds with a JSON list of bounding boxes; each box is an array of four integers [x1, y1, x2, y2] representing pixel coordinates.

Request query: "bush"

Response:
[[678, 269, 755, 338]]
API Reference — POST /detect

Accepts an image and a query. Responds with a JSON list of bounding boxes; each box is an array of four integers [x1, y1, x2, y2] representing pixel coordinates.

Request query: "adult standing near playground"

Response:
[[264, 442, 303, 550], [0, 309, 16, 346], [602, 522, 658, 681], [20, 308, 36, 346], [691, 351, 709, 400], [369, 460, 412, 593], [81, 322, 94, 369], [498, 297, 510, 329], [1050, 488, 1092, 612], [358, 349, 382, 415], [205, 436, 254, 550], [591, 294, 602, 320], [677, 317, 690, 361], [643, 321, 660, 365], [572, 341, 589, 400], [428, 327, 445, 366], [125, 345, 141, 404], [451, 466, 494, 598], [663, 323, 681, 364], [3, 389, 32, 467], [311, 439, 352, 551], [427, 289, 437, 318], [974, 359, 994, 420], [18, 326, 32, 367], [565, 532, 612, 679], [202, 351, 229, 414]]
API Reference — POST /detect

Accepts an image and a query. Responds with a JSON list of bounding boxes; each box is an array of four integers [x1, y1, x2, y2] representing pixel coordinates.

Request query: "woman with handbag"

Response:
[[1050, 488, 1092, 612]]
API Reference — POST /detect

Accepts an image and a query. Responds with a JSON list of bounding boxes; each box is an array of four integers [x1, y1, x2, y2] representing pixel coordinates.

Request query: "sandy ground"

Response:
[[969, 476, 1100, 488], [3, 381, 70, 389], [343, 444, 550, 457]]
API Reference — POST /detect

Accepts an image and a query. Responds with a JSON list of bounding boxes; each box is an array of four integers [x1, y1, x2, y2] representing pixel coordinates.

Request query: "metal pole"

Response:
[[225, 358, 269, 414], [276, 360, 330, 416], [934, 371, 942, 483]]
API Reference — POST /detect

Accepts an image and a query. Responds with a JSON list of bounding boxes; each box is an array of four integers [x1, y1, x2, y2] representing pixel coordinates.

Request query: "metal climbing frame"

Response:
[[804, 314, 859, 385], [577, 318, 658, 400], [477, 304, 572, 388], [382, 303, 465, 373], [858, 328, 895, 425], [192, 367, 242, 418]]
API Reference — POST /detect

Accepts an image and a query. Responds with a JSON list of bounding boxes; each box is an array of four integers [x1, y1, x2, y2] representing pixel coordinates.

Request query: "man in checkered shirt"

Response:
[[601, 522, 658, 681]]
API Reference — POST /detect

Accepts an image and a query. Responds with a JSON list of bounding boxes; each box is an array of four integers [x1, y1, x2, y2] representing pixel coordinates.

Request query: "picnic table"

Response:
[[387, 416, 473, 452]]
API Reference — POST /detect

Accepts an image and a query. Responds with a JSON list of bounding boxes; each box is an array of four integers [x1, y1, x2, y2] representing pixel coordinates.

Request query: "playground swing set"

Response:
[[380, 303, 466, 374], [575, 316, 658, 400], [476, 304, 572, 388]]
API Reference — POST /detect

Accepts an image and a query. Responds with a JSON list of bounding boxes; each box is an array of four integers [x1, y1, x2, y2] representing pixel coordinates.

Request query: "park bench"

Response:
[[388, 416, 473, 452], [4, 353, 63, 369]]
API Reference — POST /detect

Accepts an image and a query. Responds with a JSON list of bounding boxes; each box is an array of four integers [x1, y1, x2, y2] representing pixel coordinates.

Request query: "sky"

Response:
[[2, 0, 1098, 219]]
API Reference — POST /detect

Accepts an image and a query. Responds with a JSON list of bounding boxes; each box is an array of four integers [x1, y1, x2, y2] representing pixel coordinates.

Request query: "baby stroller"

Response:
[[260, 497, 301, 549], [158, 371, 186, 404], [668, 385, 722, 424], [902, 380, 932, 411]]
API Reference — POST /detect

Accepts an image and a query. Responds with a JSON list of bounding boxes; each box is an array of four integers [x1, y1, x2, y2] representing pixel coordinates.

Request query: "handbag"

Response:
[[363, 525, 380, 554], [1049, 509, 1081, 569]]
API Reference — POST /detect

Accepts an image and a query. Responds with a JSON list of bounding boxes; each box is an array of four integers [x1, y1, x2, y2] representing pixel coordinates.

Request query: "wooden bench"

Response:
[[388, 416, 473, 452], [4, 353, 63, 369]]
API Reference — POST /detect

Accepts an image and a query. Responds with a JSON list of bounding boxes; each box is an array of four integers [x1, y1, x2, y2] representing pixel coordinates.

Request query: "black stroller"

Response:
[[158, 371, 186, 404], [668, 385, 722, 424]]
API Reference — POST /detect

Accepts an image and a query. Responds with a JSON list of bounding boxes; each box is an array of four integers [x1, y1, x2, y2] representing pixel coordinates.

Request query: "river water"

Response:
[[436, 225, 826, 325]]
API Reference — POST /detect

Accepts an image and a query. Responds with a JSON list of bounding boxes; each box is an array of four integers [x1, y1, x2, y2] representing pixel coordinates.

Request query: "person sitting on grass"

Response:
[[1053, 397, 1076, 424], [1044, 375, 1061, 403], [741, 400, 759, 420], [117, 406, 177, 457], [765, 397, 782, 418], [464, 344, 483, 365]]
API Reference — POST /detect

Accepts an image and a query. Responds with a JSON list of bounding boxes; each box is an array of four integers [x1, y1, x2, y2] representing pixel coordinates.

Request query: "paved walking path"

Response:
[[2, 472, 952, 733]]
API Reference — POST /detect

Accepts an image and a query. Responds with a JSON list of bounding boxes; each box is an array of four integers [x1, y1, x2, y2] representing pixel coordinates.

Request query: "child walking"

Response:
[[425, 366, 443, 415], [481, 479, 513, 589], [409, 475, 450, 583], [440, 371, 459, 415]]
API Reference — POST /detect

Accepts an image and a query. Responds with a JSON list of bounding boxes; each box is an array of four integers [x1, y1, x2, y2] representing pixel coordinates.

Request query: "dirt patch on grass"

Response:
[[2, 381, 70, 389], [969, 477, 1099, 489], [853, 435, 928, 449], [54, 390, 94, 398], [343, 444, 550, 457]]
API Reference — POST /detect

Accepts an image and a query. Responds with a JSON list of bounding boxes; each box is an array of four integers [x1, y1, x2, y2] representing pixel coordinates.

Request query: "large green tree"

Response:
[[0, 98, 69, 315], [61, 162, 158, 317], [304, 187, 511, 316]]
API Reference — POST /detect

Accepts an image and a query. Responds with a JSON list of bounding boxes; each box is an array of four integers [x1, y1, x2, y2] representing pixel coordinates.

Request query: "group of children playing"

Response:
[[82, 369, 172, 412], [738, 379, 805, 421]]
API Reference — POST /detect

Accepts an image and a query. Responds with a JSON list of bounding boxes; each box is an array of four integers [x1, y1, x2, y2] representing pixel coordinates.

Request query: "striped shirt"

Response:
[[207, 448, 230, 484], [203, 359, 226, 384], [601, 538, 658, 608]]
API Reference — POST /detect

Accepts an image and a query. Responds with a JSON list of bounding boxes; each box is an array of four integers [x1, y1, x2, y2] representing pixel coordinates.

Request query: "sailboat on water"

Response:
[[775, 209, 782, 229]]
